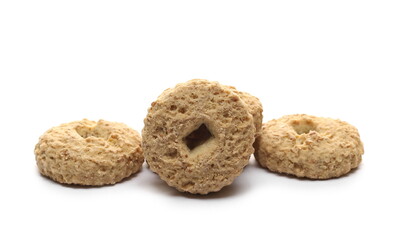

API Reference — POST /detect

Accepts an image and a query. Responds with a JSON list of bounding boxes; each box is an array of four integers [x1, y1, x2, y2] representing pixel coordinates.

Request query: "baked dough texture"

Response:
[[35, 119, 144, 186], [224, 85, 263, 137], [142, 79, 261, 194], [254, 114, 364, 179]]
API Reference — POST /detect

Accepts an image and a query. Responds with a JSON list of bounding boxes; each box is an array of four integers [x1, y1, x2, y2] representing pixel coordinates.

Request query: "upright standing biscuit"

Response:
[[142, 79, 258, 194], [224, 85, 263, 137]]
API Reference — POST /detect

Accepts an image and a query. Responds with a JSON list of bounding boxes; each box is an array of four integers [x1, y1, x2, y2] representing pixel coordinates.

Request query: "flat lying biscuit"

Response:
[[142, 79, 259, 194], [254, 114, 364, 179], [35, 119, 144, 186]]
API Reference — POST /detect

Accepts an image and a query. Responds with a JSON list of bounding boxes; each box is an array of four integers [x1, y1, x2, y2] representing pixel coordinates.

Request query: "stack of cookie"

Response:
[[142, 79, 263, 194], [34, 79, 363, 195]]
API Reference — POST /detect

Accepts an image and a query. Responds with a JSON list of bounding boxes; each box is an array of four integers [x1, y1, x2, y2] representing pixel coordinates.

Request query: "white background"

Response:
[[1, 1, 401, 239]]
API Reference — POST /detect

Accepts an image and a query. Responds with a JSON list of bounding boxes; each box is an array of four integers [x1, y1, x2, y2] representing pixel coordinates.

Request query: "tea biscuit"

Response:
[[142, 79, 256, 194], [254, 114, 364, 179], [224, 85, 263, 137], [35, 119, 144, 186]]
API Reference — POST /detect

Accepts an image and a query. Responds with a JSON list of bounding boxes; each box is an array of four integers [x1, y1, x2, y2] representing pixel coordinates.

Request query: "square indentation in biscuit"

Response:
[[184, 124, 214, 150]]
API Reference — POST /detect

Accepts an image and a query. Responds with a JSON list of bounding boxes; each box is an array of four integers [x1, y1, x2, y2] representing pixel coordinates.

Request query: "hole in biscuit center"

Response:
[[184, 124, 213, 150], [291, 120, 317, 135], [76, 127, 109, 139]]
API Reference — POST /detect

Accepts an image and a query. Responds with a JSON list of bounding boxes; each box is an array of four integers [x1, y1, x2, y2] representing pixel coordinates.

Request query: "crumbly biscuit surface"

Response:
[[224, 85, 263, 137], [35, 119, 144, 185], [254, 114, 364, 179], [142, 79, 256, 194]]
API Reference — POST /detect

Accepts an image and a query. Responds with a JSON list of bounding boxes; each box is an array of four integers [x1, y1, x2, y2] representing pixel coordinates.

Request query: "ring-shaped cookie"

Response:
[[35, 119, 144, 185], [254, 114, 364, 179], [142, 79, 256, 194]]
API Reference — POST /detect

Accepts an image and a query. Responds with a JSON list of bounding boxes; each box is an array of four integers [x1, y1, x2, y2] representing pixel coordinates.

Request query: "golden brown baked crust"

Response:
[[34, 119, 144, 186], [142, 79, 256, 194], [224, 85, 263, 137], [254, 114, 364, 179]]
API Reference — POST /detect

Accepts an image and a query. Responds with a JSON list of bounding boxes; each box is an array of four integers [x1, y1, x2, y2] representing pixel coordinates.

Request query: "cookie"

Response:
[[142, 79, 257, 194], [254, 114, 364, 179], [224, 86, 263, 137], [34, 119, 144, 186]]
